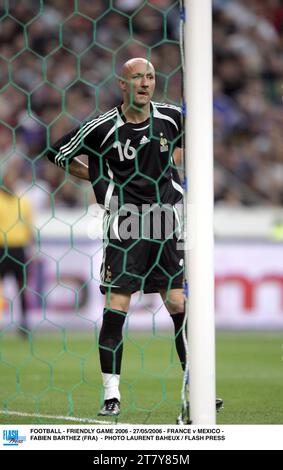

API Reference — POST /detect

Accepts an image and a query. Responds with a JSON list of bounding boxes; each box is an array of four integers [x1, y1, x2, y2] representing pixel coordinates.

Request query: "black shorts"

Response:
[[100, 204, 184, 294]]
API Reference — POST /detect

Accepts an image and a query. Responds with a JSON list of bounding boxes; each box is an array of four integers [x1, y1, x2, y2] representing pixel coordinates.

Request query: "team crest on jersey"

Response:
[[105, 266, 112, 283], [160, 133, 168, 152]]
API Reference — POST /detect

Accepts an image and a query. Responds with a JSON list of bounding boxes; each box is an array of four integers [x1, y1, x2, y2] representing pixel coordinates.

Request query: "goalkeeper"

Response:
[[47, 58, 186, 416]]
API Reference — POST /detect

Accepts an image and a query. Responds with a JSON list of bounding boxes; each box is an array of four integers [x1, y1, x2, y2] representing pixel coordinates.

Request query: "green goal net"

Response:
[[0, 0, 184, 425]]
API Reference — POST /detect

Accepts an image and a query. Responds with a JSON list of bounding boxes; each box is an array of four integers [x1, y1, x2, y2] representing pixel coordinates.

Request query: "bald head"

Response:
[[118, 57, 156, 110], [121, 58, 155, 79]]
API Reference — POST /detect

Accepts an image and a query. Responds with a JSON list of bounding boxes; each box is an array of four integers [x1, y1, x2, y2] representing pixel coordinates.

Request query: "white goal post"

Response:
[[185, 0, 216, 424]]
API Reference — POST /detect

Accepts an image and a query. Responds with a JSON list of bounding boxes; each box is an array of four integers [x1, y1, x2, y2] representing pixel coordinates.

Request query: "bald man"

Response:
[[47, 58, 185, 417]]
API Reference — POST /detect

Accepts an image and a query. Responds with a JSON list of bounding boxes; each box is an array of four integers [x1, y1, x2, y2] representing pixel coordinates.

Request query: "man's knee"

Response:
[[160, 288, 184, 315], [168, 302, 185, 315], [104, 291, 131, 312]]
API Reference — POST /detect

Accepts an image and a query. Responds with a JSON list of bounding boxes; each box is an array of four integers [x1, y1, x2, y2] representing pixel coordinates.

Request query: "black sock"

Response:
[[99, 308, 127, 374], [170, 312, 187, 371]]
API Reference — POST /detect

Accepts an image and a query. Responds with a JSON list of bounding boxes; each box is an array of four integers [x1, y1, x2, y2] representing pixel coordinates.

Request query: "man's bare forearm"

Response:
[[68, 157, 90, 181]]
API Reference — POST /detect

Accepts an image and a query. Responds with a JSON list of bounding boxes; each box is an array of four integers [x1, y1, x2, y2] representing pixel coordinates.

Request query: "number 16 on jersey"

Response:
[[113, 139, 137, 161]]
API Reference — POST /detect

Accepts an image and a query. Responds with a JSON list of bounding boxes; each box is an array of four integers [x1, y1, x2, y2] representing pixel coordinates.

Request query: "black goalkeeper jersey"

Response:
[[47, 101, 183, 209]]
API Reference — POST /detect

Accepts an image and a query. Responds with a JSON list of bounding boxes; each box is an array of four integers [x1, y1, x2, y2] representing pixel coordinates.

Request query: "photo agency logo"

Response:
[[3, 429, 26, 447], [87, 199, 185, 244]]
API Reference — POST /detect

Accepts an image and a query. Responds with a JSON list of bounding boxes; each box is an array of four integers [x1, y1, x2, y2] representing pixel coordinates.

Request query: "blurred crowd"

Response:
[[214, 0, 283, 205], [0, 0, 283, 210]]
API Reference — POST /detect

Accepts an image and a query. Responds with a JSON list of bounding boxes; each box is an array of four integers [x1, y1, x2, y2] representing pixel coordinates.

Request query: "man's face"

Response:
[[120, 61, 156, 108]]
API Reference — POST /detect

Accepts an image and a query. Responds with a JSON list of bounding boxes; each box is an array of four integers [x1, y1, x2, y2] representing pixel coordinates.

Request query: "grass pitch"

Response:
[[0, 331, 282, 424]]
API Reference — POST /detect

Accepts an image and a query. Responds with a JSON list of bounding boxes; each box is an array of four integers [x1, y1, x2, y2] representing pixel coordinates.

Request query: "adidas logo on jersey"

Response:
[[139, 135, 150, 145]]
